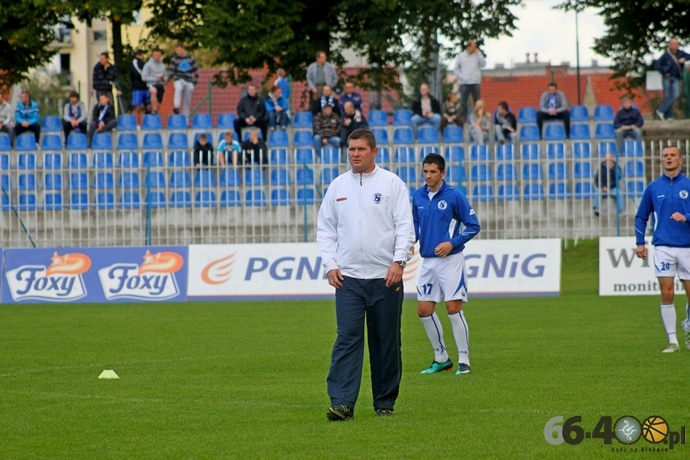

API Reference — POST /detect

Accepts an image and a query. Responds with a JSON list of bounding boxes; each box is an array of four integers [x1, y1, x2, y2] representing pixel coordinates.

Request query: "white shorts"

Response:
[[653, 246, 690, 279], [416, 252, 468, 303]]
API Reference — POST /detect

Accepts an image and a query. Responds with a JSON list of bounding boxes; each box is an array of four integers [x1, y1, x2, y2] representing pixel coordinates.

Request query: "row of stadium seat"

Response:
[[469, 181, 643, 201]]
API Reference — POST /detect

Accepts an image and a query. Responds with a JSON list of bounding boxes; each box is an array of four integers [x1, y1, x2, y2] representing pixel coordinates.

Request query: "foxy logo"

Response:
[[6, 252, 91, 302], [98, 250, 184, 301]]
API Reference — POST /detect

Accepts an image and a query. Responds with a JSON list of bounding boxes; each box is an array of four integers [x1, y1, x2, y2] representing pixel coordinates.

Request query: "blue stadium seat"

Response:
[[16, 134, 37, 151], [244, 168, 266, 186], [594, 105, 614, 121], [443, 126, 464, 143], [471, 164, 492, 181], [167, 114, 188, 130], [18, 173, 36, 191], [147, 191, 166, 208], [523, 183, 545, 201], [119, 171, 140, 189], [0, 173, 11, 191], [393, 109, 412, 126], [143, 133, 164, 150], [548, 162, 568, 180], [117, 133, 138, 150], [118, 151, 139, 169], [445, 146, 465, 163], [394, 146, 416, 164], [295, 148, 315, 164], [0, 134, 10, 151], [44, 193, 63, 211], [296, 167, 314, 185], [549, 182, 570, 199], [470, 145, 490, 161], [569, 105, 589, 122], [393, 127, 414, 144], [170, 190, 192, 208], [66, 133, 87, 150], [419, 146, 439, 159], [544, 124, 566, 140], [168, 132, 189, 150], [220, 189, 242, 207], [296, 188, 316, 205], [268, 130, 289, 147], [69, 192, 89, 210], [245, 188, 268, 206], [142, 114, 163, 130], [41, 134, 63, 151], [408, 186, 416, 202], [143, 151, 164, 168], [517, 107, 537, 124], [41, 115, 62, 133], [271, 188, 291, 206], [368, 110, 388, 126], [0, 153, 8, 171], [622, 140, 643, 157], [520, 143, 540, 160], [498, 184, 519, 201], [519, 125, 540, 141], [270, 168, 291, 186], [495, 144, 514, 161], [472, 184, 495, 202], [595, 123, 615, 139], [574, 182, 594, 199], [446, 165, 466, 184], [320, 147, 340, 164], [569, 124, 591, 140], [170, 171, 191, 188], [169, 151, 191, 167], [18, 153, 36, 170], [18, 193, 37, 211], [292, 111, 313, 129], [396, 166, 416, 183], [195, 190, 217, 207], [92, 132, 112, 150], [522, 163, 543, 180], [68, 153, 88, 170], [93, 172, 114, 190], [378, 146, 391, 164], [93, 152, 113, 169], [293, 130, 314, 147], [371, 128, 389, 145], [45, 153, 64, 170], [625, 160, 644, 177], [573, 142, 591, 159], [95, 192, 115, 210], [219, 169, 241, 187], [597, 141, 618, 157], [117, 114, 137, 131], [320, 167, 339, 185], [192, 113, 212, 130], [417, 127, 439, 144], [547, 143, 566, 159], [270, 148, 289, 165], [217, 113, 237, 129], [496, 164, 517, 181], [120, 192, 141, 209], [626, 180, 645, 198], [574, 161, 592, 179], [43, 173, 63, 191], [194, 169, 216, 188]]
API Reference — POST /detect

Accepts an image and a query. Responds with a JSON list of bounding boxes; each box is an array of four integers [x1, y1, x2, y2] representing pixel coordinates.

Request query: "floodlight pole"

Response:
[[576, 10, 582, 105]]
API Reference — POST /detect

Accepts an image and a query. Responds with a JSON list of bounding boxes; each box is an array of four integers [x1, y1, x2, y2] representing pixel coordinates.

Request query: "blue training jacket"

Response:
[[635, 172, 690, 247], [412, 180, 481, 258]]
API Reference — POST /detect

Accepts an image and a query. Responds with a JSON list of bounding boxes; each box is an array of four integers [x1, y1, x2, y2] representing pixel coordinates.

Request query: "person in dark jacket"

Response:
[[240, 129, 268, 166], [234, 83, 267, 141], [92, 52, 121, 99], [130, 49, 148, 120], [410, 83, 441, 140], [494, 100, 517, 144], [340, 101, 369, 146], [593, 152, 625, 216], [614, 96, 644, 150], [654, 38, 690, 120], [88, 93, 117, 147], [193, 133, 214, 167]]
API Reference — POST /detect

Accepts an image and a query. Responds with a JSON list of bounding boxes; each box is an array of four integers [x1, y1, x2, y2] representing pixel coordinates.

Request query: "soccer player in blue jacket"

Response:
[[635, 146, 690, 353], [413, 154, 481, 374]]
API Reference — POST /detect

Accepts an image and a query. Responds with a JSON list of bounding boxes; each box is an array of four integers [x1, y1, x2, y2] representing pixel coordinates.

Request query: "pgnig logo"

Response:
[[544, 415, 686, 450]]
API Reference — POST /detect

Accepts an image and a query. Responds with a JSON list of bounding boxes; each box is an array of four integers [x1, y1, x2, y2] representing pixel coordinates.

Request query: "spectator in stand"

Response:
[[0, 91, 15, 146], [338, 81, 362, 113], [312, 85, 340, 116], [130, 49, 148, 123], [454, 39, 486, 118], [142, 48, 168, 115], [62, 91, 87, 143], [307, 50, 338, 106], [468, 99, 490, 145], [92, 52, 121, 100], [14, 90, 40, 142], [441, 92, 463, 131], [614, 95, 644, 151], [169, 43, 199, 117], [340, 101, 369, 147], [193, 133, 214, 168], [654, 38, 690, 121], [274, 68, 291, 104], [593, 152, 625, 216], [410, 83, 442, 140], [88, 93, 116, 147], [537, 82, 570, 139], [314, 104, 341, 153], [240, 129, 269, 166], [265, 85, 290, 130], [234, 83, 268, 141], [217, 131, 242, 167], [494, 101, 517, 144]]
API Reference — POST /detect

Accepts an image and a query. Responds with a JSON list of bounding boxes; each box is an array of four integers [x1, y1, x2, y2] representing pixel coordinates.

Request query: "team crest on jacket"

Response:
[[680, 190, 688, 199], [373, 193, 382, 204], [438, 200, 448, 210]]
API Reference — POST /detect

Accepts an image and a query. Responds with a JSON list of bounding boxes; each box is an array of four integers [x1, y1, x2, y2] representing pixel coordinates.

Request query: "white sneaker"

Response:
[[656, 110, 666, 121], [662, 343, 680, 353]]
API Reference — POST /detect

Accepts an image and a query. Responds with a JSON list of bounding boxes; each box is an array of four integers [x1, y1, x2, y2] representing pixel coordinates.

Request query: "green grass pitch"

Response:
[[2, 239, 689, 459]]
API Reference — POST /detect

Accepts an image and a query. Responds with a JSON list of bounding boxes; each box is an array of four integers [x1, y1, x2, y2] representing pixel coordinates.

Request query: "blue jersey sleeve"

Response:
[[449, 192, 481, 249], [412, 193, 421, 243], [634, 184, 653, 246]]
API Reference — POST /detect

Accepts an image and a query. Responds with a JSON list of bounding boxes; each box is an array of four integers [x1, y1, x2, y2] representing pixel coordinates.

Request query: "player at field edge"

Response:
[[413, 153, 481, 374], [634, 146, 690, 353], [316, 128, 414, 421]]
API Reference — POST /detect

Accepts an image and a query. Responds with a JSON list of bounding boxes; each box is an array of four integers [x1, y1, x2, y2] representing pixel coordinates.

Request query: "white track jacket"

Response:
[[317, 165, 415, 279]]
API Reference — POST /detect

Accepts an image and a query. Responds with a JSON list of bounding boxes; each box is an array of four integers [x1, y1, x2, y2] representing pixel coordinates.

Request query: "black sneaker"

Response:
[[376, 408, 393, 417], [327, 404, 354, 421], [456, 363, 471, 375], [173, 108, 180, 115]]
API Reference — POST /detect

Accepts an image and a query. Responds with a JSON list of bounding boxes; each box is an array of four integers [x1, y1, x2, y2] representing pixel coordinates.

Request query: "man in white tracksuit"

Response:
[[317, 129, 414, 421]]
